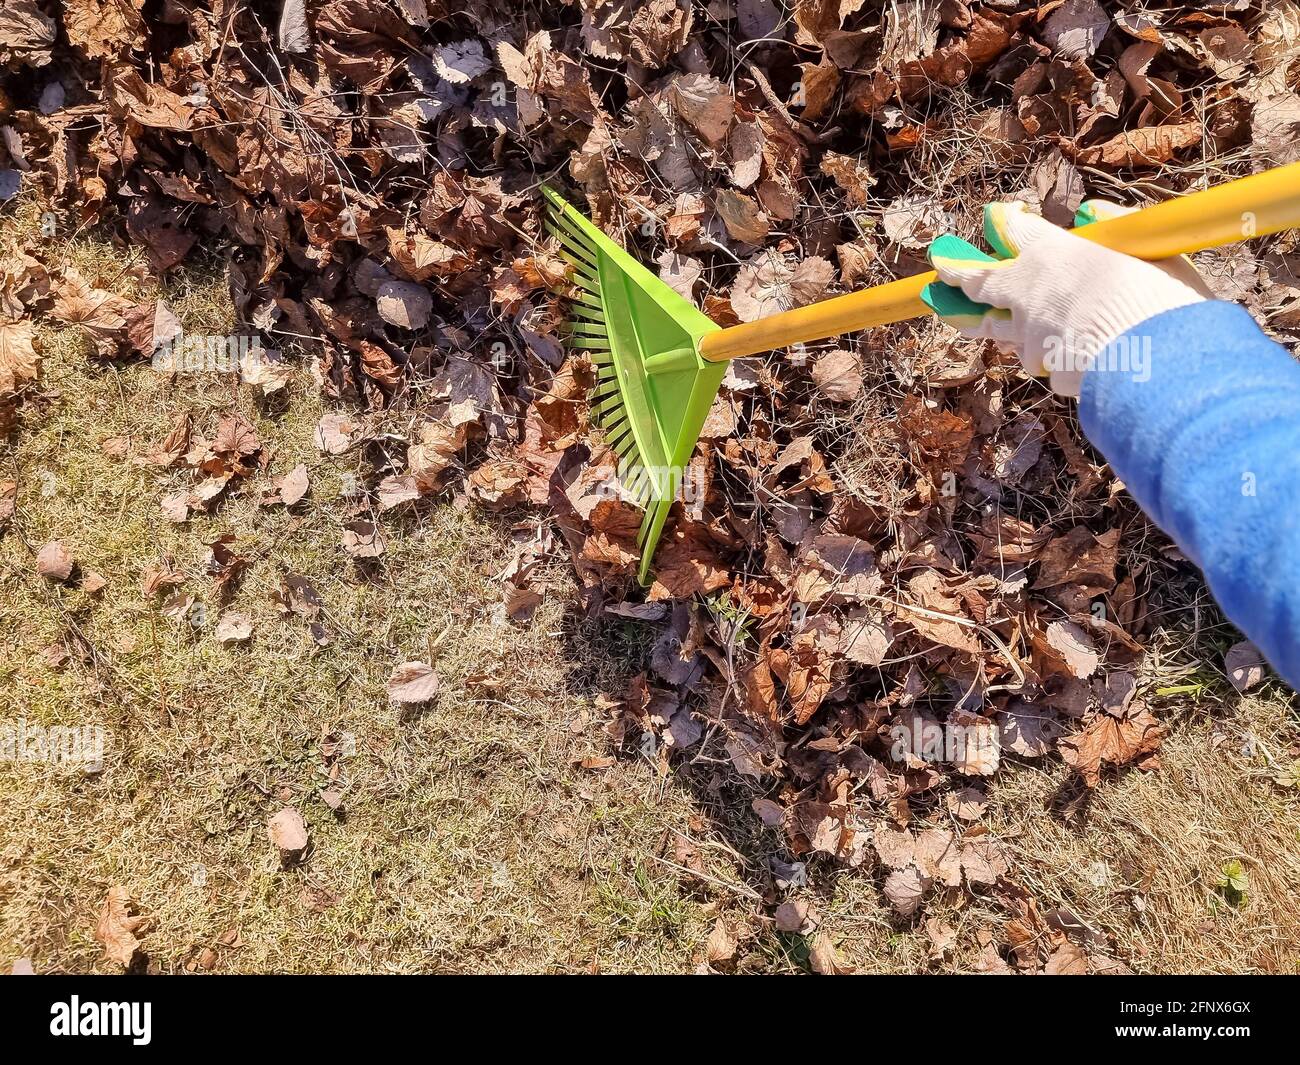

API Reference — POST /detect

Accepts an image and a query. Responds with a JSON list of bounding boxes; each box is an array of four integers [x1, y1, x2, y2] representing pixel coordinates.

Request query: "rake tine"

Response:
[[544, 212, 596, 249], [564, 321, 609, 338]]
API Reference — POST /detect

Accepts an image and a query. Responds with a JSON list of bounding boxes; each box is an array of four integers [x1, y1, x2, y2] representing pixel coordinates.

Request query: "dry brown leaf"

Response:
[[64, 0, 145, 60], [341, 520, 386, 558], [705, 918, 738, 967], [1045, 620, 1100, 679], [1060, 706, 1166, 787], [960, 836, 1009, 887], [1073, 122, 1202, 167], [95, 886, 147, 967], [807, 932, 852, 974], [35, 540, 73, 580], [315, 413, 358, 455], [0, 317, 39, 393], [811, 349, 863, 402], [0, 1, 56, 67], [386, 660, 440, 704], [1044, 940, 1089, 975], [731, 254, 834, 323], [215, 610, 253, 645], [671, 74, 733, 147], [1224, 640, 1265, 693], [376, 280, 432, 329], [773, 899, 810, 933], [715, 189, 770, 244], [883, 866, 928, 917], [267, 807, 310, 865], [274, 464, 310, 507], [1043, 0, 1110, 59], [0, 479, 15, 526]]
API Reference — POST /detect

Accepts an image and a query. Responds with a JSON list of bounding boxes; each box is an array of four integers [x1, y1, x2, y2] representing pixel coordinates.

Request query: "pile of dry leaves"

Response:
[[3, 0, 1299, 970]]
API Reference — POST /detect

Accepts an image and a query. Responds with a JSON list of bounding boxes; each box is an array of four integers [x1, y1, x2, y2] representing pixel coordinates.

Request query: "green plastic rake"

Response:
[[542, 185, 728, 583], [541, 164, 1300, 584]]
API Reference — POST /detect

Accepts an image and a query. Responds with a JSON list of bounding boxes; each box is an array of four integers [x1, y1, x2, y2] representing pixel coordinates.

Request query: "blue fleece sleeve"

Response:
[[1079, 301, 1300, 689]]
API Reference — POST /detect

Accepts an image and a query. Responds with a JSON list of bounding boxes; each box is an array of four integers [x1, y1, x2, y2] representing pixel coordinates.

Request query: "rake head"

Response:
[[542, 186, 727, 584]]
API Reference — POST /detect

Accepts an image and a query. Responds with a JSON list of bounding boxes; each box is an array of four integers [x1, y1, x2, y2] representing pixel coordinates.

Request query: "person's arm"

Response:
[[926, 199, 1300, 689], [1080, 302, 1300, 687]]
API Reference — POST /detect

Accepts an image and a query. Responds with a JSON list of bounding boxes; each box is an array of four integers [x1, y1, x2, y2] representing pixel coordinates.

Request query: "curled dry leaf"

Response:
[[1224, 641, 1265, 693], [0, 318, 40, 393], [715, 189, 770, 244], [267, 463, 309, 507], [730, 254, 834, 323], [1060, 706, 1166, 787], [503, 584, 543, 623], [277, 0, 310, 53], [341, 520, 386, 559], [377, 473, 421, 511], [811, 349, 863, 403], [1045, 620, 1100, 679], [1072, 123, 1203, 168], [160, 492, 189, 523], [1043, 0, 1110, 60], [433, 38, 491, 83], [807, 933, 852, 975], [95, 886, 147, 968], [773, 899, 810, 933], [80, 570, 107, 594], [0, 480, 16, 526]]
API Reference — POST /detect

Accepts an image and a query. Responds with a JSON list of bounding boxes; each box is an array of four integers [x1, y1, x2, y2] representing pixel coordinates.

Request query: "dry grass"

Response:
[[1, 207, 1298, 974], [988, 692, 1300, 974]]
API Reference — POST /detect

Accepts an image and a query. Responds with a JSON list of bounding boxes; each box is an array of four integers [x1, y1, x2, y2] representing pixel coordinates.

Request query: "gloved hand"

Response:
[[923, 200, 1214, 396]]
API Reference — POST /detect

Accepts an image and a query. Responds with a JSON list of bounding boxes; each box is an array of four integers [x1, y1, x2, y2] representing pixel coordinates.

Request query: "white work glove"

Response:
[[924, 200, 1213, 396]]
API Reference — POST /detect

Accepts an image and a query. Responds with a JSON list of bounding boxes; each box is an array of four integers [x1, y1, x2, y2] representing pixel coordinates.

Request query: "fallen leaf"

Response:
[[1073, 123, 1202, 168], [95, 886, 147, 967], [376, 279, 433, 329], [1060, 706, 1166, 787], [1044, 940, 1089, 975], [215, 610, 253, 645], [377, 473, 421, 511], [1043, 0, 1110, 59], [36, 540, 73, 580], [884, 866, 928, 917], [386, 660, 440, 704], [1224, 641, 1265, 693], [715, 189, 770, 243], [272, 464, 310, 507], [807, 933, 852, 974], [433, 38, 491, 83], [705, 918, 738, 967], [314, 413, 358, 455], [773, 899, 810, 933], [730, 254, 834, 323], [0, 317, 40, 392], [277, 0, 310, 53], [811, 349, 863, 402], [267, 807, 310, 866], [341, 520, 386, 559], [1045, 620, 1100, 679]]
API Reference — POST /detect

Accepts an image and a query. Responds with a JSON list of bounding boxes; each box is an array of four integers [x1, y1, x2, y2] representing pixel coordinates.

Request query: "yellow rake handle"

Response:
[[697, 161, 1300, 363]]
